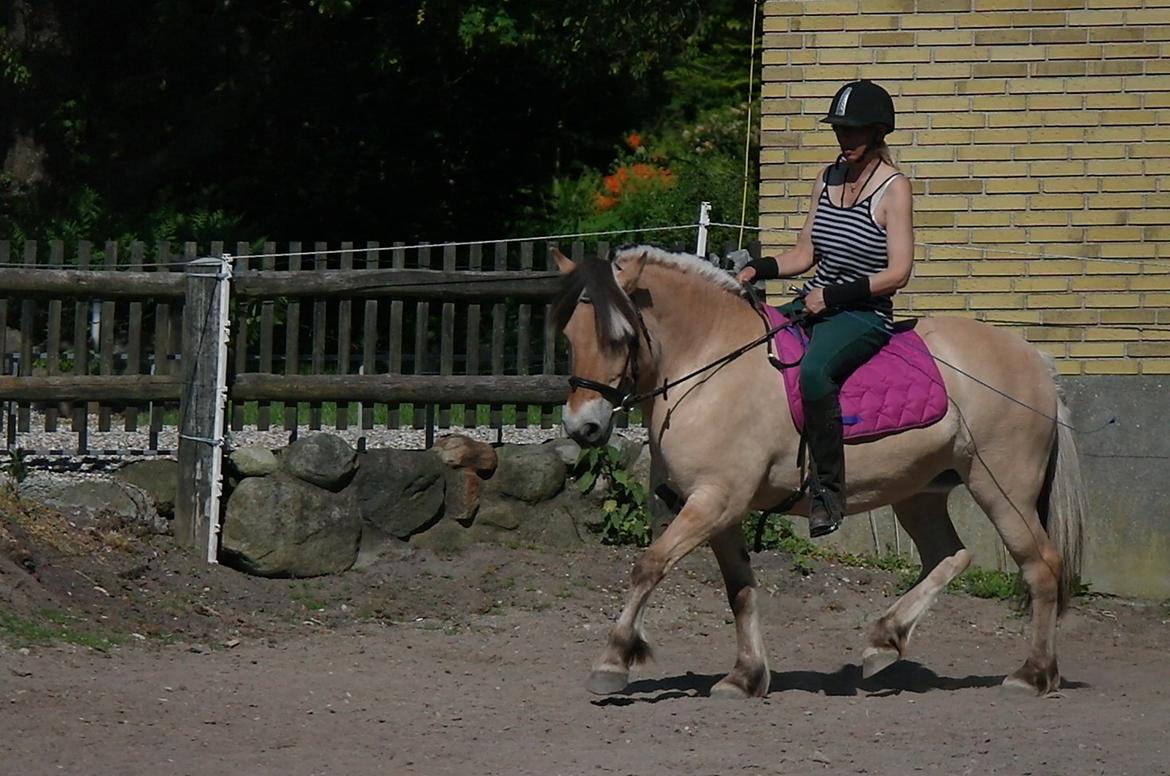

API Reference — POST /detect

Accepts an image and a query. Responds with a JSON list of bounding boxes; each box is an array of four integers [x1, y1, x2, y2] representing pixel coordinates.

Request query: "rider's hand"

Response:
[[736, 265, 757, 284], [804, 287, 827, 315]]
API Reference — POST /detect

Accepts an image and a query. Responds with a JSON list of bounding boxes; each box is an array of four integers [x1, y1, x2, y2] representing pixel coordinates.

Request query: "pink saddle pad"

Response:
[[763, 306, 948, 443]]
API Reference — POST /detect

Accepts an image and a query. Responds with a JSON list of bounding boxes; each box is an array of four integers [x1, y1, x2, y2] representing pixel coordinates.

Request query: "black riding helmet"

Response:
[[820, 80, 895, 134]]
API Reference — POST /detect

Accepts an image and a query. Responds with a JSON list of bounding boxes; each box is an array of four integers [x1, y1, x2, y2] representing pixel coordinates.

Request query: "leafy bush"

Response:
[[540, 101, 759, 252], [572, 445, 651, 547]]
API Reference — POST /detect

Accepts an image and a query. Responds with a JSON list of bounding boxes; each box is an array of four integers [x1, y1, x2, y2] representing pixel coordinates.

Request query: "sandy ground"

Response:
[[2, 511, 1169, 776]]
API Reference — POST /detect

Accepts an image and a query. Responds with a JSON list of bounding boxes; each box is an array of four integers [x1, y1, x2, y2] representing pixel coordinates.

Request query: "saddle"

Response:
[[762, 305, 948, 443]]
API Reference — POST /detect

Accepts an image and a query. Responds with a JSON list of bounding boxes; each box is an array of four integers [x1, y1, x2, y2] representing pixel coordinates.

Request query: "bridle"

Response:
[[566, 287, 804, 413], [566, 296, 653, 413]]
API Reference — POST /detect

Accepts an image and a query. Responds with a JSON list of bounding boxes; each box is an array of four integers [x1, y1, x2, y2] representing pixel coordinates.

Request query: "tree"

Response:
[[1, 1, 759, 246]]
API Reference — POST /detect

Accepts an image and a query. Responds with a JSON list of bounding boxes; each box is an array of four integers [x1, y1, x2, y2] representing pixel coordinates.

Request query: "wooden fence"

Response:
[[0, 238, 645, 454]]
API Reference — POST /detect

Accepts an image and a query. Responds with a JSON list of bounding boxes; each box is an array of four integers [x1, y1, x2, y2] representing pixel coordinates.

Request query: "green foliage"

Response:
[[0, 28, 32, 87], [0, 607, 124, 650], [949, 567, 1026, 602], [573, 445, 651, 547], [2, 449, 29, 485]]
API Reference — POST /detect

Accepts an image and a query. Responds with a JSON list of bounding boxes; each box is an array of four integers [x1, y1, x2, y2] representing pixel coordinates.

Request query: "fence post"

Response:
[[695, 201, 712, 258], [175, 255, 233, 563]]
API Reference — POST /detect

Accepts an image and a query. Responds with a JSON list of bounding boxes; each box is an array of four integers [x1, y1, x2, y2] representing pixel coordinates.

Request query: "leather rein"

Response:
[[567, 289, 804, 412]]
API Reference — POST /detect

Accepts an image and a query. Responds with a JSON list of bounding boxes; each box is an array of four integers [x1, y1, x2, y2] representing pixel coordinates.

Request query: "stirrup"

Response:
[[808, 510, 841, 538], [807, 489, 843, 538]]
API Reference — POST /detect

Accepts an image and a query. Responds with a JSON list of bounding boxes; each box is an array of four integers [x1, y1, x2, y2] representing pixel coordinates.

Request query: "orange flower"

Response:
[[626, 132, 642, 150], [595, 193, 618, 211]]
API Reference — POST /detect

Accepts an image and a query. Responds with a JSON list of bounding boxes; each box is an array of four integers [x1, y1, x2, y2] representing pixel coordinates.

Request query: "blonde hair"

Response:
[[873, 132, 896, 167]]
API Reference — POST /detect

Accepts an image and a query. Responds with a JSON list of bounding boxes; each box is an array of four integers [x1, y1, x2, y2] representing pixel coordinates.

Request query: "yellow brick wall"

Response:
[[760, 0, 1170, 375]]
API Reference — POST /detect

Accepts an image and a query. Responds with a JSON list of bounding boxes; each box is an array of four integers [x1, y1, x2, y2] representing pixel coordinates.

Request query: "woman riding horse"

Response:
[[737, 79, 913, 539]]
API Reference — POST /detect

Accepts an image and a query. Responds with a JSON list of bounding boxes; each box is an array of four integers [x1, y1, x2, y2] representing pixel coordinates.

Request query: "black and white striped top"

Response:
[[805, 170, 904, 329]]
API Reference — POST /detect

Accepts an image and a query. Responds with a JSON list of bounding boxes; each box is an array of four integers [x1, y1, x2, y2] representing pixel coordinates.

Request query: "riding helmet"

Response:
[[820, 80, 896, 134]]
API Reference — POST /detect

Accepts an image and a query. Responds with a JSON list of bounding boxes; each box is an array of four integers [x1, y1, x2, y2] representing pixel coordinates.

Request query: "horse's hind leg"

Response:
[[587, 488, 741, 695], [965, 469, 1063, 695], [863, 491, 971, 678], [708, 524, 769, 698]]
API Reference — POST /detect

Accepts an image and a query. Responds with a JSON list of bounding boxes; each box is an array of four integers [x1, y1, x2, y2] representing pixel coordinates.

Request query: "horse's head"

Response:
[[552, 247, 648, 447]]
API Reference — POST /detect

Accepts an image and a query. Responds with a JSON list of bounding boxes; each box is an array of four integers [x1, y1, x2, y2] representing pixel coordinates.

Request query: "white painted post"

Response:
[[695, 201, 712, 259], [175, 255, 233, 563]]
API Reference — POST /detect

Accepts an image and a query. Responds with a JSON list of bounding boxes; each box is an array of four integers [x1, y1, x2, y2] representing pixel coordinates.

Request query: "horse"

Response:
[[551, 244, 1085, 699]]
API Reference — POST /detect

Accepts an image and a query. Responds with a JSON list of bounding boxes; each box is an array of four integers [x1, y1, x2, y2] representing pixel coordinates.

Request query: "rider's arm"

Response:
[[738, 174, 824, 282], [866, 174, 913, 297]]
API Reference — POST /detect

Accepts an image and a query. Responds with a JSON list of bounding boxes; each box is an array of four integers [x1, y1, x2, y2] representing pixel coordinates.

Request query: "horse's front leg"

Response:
[[587, 488, 736, 695], [708, 524, 770, 698]]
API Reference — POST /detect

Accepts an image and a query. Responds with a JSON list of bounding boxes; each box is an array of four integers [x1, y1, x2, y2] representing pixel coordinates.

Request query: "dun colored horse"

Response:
[[553, 245, 1084, 698]]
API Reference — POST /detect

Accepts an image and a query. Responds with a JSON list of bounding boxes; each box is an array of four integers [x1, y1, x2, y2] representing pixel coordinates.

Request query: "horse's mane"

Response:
[[614, 244, 745, 296], [552, 245, 744, 351]]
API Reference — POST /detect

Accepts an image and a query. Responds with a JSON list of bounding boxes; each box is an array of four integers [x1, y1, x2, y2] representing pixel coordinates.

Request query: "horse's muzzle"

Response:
[[562, 400, 614, 448]]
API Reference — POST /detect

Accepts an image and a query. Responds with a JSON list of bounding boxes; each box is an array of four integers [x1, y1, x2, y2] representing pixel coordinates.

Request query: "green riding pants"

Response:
[[776, 298, 891, 402]]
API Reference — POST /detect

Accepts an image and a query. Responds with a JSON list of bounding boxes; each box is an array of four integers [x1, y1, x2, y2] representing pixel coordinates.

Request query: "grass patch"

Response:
[[0, 607, 125, 650], [743, 513, 1026, 604], [949, 567, 1024, 601]]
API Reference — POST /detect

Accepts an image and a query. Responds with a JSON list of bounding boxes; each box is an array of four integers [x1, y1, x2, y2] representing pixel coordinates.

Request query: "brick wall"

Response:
[[760, 0, 1170, 375]]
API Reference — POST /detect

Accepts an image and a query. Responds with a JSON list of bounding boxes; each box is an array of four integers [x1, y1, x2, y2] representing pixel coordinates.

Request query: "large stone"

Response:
[[114, 459, 179, 519], [544, 437, 582, 467], [281, 433, 358, 491], [473, 487, 600, 549], [221, 473, 360, 578], [350, 449, 446, 540], [230, 446, 279, 478], [432, 434, 498, 476], [483, 444, 566, 503], [19, 474, 168, 534]]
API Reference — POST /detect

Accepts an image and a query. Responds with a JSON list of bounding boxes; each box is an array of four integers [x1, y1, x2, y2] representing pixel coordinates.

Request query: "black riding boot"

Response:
[[804, 393, 846, 538]]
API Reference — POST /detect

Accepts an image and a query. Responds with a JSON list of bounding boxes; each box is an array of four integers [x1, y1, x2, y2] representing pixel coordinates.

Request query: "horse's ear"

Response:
[[615, 251, 648, 292], [551, 247, 575, 275]]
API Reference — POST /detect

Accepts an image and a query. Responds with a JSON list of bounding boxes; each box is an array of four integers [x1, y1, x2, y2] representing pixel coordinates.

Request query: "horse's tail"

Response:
[[1037, 354, 1086, 616]]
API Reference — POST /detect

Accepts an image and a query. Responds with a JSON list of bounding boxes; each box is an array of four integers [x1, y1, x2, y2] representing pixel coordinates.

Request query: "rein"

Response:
[[568, 291, 805, 412]]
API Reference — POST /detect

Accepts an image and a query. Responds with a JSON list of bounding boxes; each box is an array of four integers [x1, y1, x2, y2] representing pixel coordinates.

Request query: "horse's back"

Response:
[[912, 315, 1058, 437]]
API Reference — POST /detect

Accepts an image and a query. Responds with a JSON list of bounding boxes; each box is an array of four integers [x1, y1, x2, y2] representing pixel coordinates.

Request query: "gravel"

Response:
[[2, 409, 648, 472]]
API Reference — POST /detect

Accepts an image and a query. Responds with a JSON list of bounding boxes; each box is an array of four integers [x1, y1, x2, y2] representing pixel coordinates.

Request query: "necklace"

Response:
[[848, 159, 877, 191]]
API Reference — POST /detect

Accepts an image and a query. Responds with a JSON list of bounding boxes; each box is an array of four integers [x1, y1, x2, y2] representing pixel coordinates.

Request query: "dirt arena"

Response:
[[2, 508, 1168, 776]]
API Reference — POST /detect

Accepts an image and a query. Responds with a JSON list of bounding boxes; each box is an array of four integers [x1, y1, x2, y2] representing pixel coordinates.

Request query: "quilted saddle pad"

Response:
[[762, 305, 949, 443]]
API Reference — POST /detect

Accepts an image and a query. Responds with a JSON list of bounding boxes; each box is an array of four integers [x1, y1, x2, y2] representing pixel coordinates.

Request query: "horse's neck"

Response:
[[639, 264, 760, 378]]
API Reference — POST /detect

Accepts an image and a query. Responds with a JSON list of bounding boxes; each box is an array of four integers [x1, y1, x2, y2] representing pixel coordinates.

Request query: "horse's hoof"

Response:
[[1001, 675, 1043, 695], [586, 669, 629, 695], [1002, 661, 1059, 696], [709, 680, 751, 700], [862, 646, 900, 679]]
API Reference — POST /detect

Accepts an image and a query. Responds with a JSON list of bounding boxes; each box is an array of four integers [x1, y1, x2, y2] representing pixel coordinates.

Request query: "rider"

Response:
[[737, 80, 914, 538]]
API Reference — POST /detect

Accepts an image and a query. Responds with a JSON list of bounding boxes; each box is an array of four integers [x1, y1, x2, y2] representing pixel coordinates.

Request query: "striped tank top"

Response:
[[804, 166, 904, 330]]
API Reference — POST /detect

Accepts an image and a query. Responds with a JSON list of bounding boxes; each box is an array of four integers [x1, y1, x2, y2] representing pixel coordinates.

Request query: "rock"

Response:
[[432, 434, 498, 476], [483, 444, 566, 503], [612, 436, 644, 471], [229, 446, 279, 478], [544, 437, 582, 467], [114, 459, 179, 519], [221, 473, 360, 577], [513, 491, 588, 548], [350, 449, 445, 540], [474, 487, 600, 548], [19, 474, 168, 534], [353, 526, 414, 569], [628, 442, 652, 490], [443, 468, 482, 526], [281, 433, 358, 491]]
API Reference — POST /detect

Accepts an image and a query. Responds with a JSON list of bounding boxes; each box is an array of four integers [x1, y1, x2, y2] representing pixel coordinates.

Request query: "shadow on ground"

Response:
[[593, 662, 1088, 705]]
